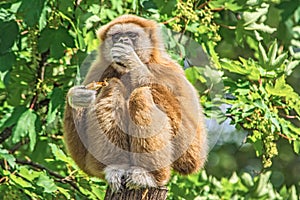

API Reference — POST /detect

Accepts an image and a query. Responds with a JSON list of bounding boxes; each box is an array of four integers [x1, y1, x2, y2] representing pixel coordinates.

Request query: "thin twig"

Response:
[[275, 132, 295, 141], [197, 0, 211, 9], [162, 17, 179, 25], [218, 23, 236, 30]]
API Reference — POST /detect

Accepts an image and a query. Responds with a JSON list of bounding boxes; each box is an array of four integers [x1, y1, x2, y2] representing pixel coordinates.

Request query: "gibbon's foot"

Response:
[[67, 86, 96, 108], [104, 165, 127, 192], [125, 166, 157, 190]]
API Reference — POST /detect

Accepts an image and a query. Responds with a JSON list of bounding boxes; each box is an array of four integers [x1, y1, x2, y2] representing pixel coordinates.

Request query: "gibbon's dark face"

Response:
[[111, 31, 139, 47], [107, 23, 144, 49], [103, 23, 153, 63]]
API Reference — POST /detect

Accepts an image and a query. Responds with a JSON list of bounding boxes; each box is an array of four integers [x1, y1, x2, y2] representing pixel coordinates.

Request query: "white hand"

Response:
[[67, 86, 96, 108]]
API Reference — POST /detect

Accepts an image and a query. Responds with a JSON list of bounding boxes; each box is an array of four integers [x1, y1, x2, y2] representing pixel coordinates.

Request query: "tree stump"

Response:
[[104, 187, 168, 200]]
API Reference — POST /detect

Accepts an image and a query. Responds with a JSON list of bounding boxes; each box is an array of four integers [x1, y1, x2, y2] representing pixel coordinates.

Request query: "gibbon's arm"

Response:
[[63, 99, 89, 172]]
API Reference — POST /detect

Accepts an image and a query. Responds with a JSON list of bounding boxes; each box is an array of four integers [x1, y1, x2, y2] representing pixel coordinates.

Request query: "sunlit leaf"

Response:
[[12, 109, 37, 151], [285, 60, 300, 75], [258, 43, 268, 65], [265, 76, 294, 97], [270, 52, 288, 69], [49, 143, 74, 164], [57, 187, 71, 199], [0, 148, 16, 168], [293, 140, 300, 154], [10, 173, 33, 188], [18, 166, 41, 182], [241, 172, 254, 187], [243, 3, 269, 26], [246, 23, 276, 33], [37, 174, 57, 193], [267, 40, 278, 65], [252, 171, 271, 198]]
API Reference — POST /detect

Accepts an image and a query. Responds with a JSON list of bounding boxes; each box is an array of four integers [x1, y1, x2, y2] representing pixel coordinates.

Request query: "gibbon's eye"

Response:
[[112, 33, 122, 43], [111, 32, 139, 44], [126, 32, 138, 39]]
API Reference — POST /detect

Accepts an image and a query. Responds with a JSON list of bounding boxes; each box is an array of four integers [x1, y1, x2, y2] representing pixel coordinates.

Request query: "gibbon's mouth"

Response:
[[115, 62, 127, 68], [114, 41, 134, 48]]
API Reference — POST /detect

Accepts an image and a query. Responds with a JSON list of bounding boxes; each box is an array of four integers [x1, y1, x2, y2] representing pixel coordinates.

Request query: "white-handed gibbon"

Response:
[[64, 14, 207, 191]]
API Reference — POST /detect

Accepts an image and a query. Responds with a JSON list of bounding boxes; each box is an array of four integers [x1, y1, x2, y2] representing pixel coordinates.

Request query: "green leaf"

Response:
[[293, 140, 300, 154], [57, 187, 71, 199], [267, 41, 278, 66], [38, 27, 75, 59], [10, 173, 33, 188], [265, 76, 294, 97], [85, 31, 99, 53], [47, 88, 64, 124], [285, 60, 300, 76], [220, 58, 260, 80], [12, 109, 37, 151], [0, 52, 16, 72], [49, 143, 73, 164], [17, 0, 46, 27], [245, 23, 276, 33], [0, 106, 27, 131], [241, 172, 254, 187], [18, 166, 41, 182], [0, 148, 16, 168], [252, 171, 272, 198], [278, 1, 299, 21], [258, 43, 268, 65], [248, 131, 263, 156], [0, 20, 19, 54], [288, 185, 298, 200], [270, 52, 288, 69], [37, 173, 57, 193], [185, 67, 203, 85], [270, 117, 280, 132], [221, 59, 246, 75], [243, 3, 269, 26]]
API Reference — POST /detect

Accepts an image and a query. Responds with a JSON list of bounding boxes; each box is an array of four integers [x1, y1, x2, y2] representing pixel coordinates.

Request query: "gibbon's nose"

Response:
[[118, 37, 130, 44]]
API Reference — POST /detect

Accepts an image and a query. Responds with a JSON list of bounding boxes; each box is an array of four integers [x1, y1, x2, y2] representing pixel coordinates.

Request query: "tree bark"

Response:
[[104, 187, 168, 200]]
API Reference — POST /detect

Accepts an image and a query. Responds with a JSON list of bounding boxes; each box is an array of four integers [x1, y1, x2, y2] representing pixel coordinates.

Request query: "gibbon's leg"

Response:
[[172, 122, 208, 175], [126, 86, 172, 188], [86, 77, 131, 191]]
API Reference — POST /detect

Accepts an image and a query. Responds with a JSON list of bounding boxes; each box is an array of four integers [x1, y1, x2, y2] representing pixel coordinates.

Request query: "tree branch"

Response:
[[105, 186, 168, 200], [16, 159, 81, 192]]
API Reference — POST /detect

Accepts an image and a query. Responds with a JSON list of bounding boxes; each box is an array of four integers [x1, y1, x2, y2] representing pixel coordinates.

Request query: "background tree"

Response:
[[0, 0, 299, 199]]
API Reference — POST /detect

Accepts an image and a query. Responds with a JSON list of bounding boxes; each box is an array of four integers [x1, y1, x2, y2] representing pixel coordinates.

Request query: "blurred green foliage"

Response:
[[0, 0, 299, 199]]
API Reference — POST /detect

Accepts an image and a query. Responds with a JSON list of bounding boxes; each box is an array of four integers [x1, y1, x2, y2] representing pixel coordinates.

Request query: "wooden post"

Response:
[[104, 187, 168, 200]]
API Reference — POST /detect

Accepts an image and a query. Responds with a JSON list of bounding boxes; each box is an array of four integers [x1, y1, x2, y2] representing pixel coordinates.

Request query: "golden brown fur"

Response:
[[63, 15, 207, 191]]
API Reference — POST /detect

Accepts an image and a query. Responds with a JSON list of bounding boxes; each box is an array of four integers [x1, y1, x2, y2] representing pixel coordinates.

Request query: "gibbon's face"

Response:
[[103, 23, 153, 63]]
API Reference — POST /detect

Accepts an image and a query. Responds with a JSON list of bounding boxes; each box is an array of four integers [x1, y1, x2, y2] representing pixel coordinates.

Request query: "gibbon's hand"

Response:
[[67, 86, 96, 108], [111, 43, 142, 70]]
